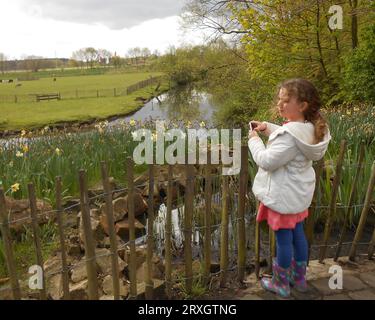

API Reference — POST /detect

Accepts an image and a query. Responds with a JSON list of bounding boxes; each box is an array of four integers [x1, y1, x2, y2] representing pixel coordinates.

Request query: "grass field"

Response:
[[0, 72, 167, 131], [0, 72, 163, 96]]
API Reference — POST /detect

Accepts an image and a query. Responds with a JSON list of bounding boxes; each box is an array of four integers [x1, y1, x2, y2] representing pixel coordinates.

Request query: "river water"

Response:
[[110, 84, 216, 126]]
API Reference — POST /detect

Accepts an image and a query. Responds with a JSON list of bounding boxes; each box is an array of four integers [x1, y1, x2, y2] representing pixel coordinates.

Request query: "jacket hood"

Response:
[[270, 121, 331, 161]]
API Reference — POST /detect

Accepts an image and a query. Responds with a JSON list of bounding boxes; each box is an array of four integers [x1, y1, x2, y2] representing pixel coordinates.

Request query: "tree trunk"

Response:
[[315, 0, 329, 78], [349, 0, 359, 49]]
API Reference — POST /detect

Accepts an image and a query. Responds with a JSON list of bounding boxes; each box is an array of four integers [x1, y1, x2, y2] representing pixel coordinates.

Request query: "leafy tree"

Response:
[[342, 23, 375, 103]]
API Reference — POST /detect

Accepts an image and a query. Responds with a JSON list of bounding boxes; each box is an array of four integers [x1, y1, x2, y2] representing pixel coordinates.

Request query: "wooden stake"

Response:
[[204, 153, 212, 285], [220, 176, 229, 287], [28, 183, 47, 300], [184, 164, 194, 294], [306, 158, 324, 264], [238, 145, 248, 282], [126, 157, 137, 299], [145, 164, 155, 299], [349, 160, 375, 261], [165, 165, 173, 298], [55, 177, 70, 300], [100, 162, 120, 300], [319, 140, 346, 263], [0, 189, 21, 300], [78, 170, 99, 300], [335, 143, 365, 261]]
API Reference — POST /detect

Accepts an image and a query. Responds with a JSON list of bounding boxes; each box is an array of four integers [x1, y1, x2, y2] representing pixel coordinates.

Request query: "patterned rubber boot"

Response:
[[261, 259, 290, 298], [289, 259, 308, 292]]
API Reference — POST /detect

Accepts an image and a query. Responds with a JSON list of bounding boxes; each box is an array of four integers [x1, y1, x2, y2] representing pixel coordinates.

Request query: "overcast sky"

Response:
[[1, 0, 207, 59]]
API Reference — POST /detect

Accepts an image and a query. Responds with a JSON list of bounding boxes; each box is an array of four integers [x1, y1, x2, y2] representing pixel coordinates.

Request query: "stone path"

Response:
[[235, 256, 375, 300]]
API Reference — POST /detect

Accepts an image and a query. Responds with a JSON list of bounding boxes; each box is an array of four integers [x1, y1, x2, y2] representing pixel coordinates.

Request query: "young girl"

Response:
[[248, 78, 331, 298]]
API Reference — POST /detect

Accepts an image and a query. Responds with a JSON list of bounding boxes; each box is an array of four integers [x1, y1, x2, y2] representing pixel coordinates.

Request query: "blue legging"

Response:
[[275, 222, 308, 269]]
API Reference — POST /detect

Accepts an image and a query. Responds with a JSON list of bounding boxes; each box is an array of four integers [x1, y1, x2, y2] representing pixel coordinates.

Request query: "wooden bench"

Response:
[[36, 93, 61, 102]]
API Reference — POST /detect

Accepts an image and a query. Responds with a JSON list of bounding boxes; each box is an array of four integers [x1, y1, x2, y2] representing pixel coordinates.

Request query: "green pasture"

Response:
[[0, 72, 168, 131], [0, 72, 163, 96]]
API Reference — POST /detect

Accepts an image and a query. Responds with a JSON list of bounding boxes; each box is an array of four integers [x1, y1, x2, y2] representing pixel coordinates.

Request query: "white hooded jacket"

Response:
[[248, 121, 331, 214]]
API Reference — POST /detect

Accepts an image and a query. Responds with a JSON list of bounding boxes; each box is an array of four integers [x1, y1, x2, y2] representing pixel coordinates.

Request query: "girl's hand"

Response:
[[248, 129, 259, 139], [250, 121, 267, 133]]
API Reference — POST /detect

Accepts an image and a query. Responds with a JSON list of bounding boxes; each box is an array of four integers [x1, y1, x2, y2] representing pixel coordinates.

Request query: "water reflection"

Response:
[[111, 84, 215, 126]]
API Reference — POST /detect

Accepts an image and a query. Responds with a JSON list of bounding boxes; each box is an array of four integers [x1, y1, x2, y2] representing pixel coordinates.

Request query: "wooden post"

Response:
[[55, 177, 70, 300], [100, 162, 120, 300], [28, 183, 47, 300], [267, 228, 276, 274], [78, 170, 99, 300], [306, 158, 324, 265], [368, 227, 375, 260], [319, 140, 346, 263], [145, 164, 155, 299], [184, 164, 194, 294], [0, 189, 21, 300], [335, 143, 365, 261], [126, 157, 137, 299], [204, 153, 212, 285], [165, 165, 173, 298], [238, 145, 248, 282], [349, 160, 375, 261], [220, 175, 229, 287], [254, 201, 260, 279]]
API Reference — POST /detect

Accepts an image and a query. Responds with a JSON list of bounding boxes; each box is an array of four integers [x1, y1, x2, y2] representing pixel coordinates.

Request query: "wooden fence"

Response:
[[0, 76, 166, 103], [0, 141, 374, 300]]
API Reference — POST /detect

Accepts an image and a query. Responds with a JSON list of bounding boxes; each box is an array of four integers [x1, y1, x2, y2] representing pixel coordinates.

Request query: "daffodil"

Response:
[[21, 129, 26, 137], [200, 121, 206, 128], [186, 121, 192, 128], [16, 151, 23, 158], [129, 119, 136, 126], [11, 183, 20, 193], [152, 133, 158, 142], [55, 148, 62, 156], [22, 144, 29, 153]]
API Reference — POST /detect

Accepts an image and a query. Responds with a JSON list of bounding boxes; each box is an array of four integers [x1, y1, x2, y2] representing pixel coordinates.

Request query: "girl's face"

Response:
[[277, 88, 307, 122]]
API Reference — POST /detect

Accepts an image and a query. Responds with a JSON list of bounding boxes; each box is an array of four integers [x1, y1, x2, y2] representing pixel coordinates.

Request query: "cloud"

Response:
[[19, 0, 185, 29], [0, 1, 208, 59]]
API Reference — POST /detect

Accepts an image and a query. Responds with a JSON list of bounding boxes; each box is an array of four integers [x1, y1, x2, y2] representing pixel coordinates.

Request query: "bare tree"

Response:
[[127, 47, 142, 65], [181, 0, 252, 41], [140, 48, 151, 65], [71, 49, 86, 68], [21, 55, 44, 72], [84, 47, 98, 69]]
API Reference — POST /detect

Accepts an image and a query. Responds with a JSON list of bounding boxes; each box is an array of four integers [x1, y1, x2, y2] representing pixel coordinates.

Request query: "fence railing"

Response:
[[0, 76, 165, 103], [0, 141, 374, 300]]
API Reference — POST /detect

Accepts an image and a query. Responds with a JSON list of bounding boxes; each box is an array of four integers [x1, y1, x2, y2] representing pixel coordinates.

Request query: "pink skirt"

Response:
[[256, 202, 309, 231]]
